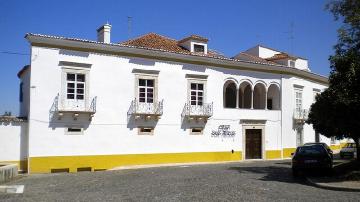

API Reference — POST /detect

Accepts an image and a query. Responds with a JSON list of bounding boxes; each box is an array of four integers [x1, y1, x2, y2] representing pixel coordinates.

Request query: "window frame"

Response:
[[61, 67, 90, 106], [189, 128, 204, 135], [19, 82, 23, 103], [187, 78, 207, 106], [65, 127, 84, 135], [138, 127, 154, 135], [294, 87, 303, 112], [134, 73, 158, 104]]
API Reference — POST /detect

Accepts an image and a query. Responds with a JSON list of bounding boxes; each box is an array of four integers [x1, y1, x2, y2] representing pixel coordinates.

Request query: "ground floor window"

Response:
[[138, 127, 154, 135], [190, 128, 203, 135], [296, 128, 303, 146]]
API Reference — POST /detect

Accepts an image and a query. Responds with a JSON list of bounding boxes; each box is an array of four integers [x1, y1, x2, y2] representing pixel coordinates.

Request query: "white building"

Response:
[[0, 24, 344, 173]]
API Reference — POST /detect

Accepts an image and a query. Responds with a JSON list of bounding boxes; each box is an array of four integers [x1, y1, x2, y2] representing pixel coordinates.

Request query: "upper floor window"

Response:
[[193, 44, 205, 53], [190, 83, 204, 106], [138, 79, 154, 103], [294, 87, 303, 111], [67, 73, 85, 100]]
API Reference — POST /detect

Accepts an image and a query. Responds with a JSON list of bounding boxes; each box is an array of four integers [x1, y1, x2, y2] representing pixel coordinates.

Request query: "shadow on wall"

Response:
[[126, 114, 159, 131], [59, 50, 90, 57], [182, 64, 206, 72], [129, 58, 156, 66], [48, 114, 91, 130]]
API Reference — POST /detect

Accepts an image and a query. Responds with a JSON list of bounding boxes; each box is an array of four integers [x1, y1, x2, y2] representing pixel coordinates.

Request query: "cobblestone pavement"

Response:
[[0, 160, 359, 202]]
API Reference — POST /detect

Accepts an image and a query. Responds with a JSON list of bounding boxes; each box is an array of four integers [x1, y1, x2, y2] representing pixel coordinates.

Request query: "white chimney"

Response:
[[97, 23, 111, 43]]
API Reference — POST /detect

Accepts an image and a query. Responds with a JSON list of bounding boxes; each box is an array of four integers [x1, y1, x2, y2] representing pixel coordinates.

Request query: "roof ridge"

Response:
[[120, 32, 178, 44]]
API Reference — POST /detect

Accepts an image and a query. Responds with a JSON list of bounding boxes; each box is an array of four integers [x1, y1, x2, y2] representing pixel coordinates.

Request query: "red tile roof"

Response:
[[178, 34, 209, 43], [234, 52, 279, 65], [266, 53, 297, 61], [120, 33, 224, 58]]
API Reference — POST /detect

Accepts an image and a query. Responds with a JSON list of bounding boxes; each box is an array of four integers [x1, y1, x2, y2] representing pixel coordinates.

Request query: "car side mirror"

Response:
[[329, 150, 333, 154], [291, 153, 294, 156]]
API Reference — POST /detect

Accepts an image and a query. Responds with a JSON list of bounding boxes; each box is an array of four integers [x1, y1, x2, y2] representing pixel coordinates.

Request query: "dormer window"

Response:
[[194, 44, 205, 53], [178, 35, 208, 55], [289, 60, 295, 68]]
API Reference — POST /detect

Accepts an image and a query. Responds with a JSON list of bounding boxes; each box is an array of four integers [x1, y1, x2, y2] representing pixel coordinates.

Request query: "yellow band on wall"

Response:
[[282, 148, 296, 158], [29, 151, 242, 173], [265, 150, 282, 159]]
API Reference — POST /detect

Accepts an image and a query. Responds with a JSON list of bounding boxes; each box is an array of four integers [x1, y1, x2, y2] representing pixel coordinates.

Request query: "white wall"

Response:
[[0, 122, 28, 162], [27, 45, 328, 160]]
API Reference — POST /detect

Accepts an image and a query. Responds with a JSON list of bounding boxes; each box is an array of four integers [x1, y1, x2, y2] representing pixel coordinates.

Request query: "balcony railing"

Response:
[[50, 93, 97, 120], [293, 109, 309, 122], [182, 103, 213, 120], [127, 99, 163, 118]]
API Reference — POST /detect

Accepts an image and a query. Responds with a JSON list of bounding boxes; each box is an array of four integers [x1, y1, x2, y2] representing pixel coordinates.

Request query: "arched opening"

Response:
[[253, 83, 266, 109], [224, 81, 237, 108], [267, 84, 281, 110], [239, 81, 252, 109]]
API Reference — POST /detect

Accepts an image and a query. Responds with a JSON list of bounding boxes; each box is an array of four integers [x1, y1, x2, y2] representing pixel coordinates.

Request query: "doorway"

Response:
[[245, 129, 262, 159]]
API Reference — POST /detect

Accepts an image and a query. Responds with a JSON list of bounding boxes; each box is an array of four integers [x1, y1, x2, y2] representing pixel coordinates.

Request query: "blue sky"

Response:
[[0, 0, 340, 115]]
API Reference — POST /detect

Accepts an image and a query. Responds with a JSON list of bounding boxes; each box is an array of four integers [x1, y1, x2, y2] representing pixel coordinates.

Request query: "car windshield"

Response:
[[297, 145, 326, 155]]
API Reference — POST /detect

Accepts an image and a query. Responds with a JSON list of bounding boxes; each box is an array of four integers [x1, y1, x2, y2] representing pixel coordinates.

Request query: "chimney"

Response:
[[97, 23, 112, 43]]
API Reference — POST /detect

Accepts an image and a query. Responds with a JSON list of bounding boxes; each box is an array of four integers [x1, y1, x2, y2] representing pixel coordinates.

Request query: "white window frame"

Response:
[[134, 74, 158, 103], [187, 79, 207, 105], [191, 42, 208, 54], [66, 73, 86, 100], [65, 127, 84, 135], [294, 87, 303, 112], [189, 128, 204, 135], [138, 127, 154, 135], [61, 67, 90, 106]]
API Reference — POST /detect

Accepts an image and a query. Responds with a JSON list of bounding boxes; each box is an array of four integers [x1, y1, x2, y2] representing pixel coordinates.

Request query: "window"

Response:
[[190, 83, 204, 106], [294, 88, 303, 112], [138, 127, 154, 135], [19, 82, 23, 102], [193, 44, 205, 53], [289, 60, 295, 68], [138, 79, 154, 103], [66, 73, 85, 100], [65, 127, 83, 135], [190, 128, 203, 135], [296, 128, 303, 146]]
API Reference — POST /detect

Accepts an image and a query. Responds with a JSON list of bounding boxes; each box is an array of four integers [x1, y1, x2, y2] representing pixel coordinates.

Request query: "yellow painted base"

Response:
[[330, 144, 342, 151], [29, 151, 242, 173], [0, 160, 28, 171], [265, 150, 282, 159], [283, 148, 296, 158]]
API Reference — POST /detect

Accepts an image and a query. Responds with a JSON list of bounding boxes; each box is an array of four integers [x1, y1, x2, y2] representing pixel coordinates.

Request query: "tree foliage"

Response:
[[307, 0, 360, 157]]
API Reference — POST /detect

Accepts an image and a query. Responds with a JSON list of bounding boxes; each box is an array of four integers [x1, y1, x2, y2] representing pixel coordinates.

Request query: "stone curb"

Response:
[[306, 177, 360, 192], [0, 164, 18, 184]]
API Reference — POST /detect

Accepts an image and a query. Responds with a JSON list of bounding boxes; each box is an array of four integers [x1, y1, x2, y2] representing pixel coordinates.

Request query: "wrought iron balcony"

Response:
[[127, 99, 163, 119], [293, 109, 309, 123], [50, 93, 97, 120], [182, 103, 213, 121]]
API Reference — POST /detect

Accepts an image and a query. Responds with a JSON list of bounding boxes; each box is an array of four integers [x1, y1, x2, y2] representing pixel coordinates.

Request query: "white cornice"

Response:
[[25, 33, 328, 84]]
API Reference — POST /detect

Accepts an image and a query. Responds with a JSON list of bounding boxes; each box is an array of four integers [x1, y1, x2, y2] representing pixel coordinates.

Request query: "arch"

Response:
[[267, 84, 281, 110], [238, 81, 252, 109], [253, 83, 266, 109], [254, 80, 267, 89], [223, 77, 239, 85], [223, 81, 237, 108]]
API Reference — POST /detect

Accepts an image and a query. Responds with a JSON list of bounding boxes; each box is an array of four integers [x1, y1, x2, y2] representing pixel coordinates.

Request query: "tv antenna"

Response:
[[285, 22, 295, 54], [127, 16, 132, 39]]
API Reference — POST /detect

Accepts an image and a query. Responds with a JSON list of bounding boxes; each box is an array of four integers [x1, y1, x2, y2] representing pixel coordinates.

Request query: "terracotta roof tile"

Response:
[[234, 52, 278, 65], [178, 35, 209, 43], [120, 33, 225, 58], [266, 53, 297, 61]]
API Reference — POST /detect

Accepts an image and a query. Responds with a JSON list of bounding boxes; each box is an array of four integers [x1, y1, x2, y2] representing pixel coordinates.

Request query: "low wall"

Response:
[[0, 164, 18, 183], [0, 117, 28, 171]]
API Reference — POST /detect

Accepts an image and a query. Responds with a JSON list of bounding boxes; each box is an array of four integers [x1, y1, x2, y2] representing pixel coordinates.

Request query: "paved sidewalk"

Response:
[[306, 160, 360, 192]]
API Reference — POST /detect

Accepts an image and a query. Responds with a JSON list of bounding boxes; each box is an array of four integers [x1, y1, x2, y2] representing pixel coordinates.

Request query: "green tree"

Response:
[[307, 0, 360, 160]]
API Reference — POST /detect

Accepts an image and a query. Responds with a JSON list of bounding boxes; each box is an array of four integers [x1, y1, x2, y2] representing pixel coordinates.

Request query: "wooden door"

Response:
[[245, 129, 262, 159]]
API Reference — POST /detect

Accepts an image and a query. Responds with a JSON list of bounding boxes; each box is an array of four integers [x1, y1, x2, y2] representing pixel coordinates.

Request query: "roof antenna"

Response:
[[127, 16, 132, 39], [287, 22, 294, 54]]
